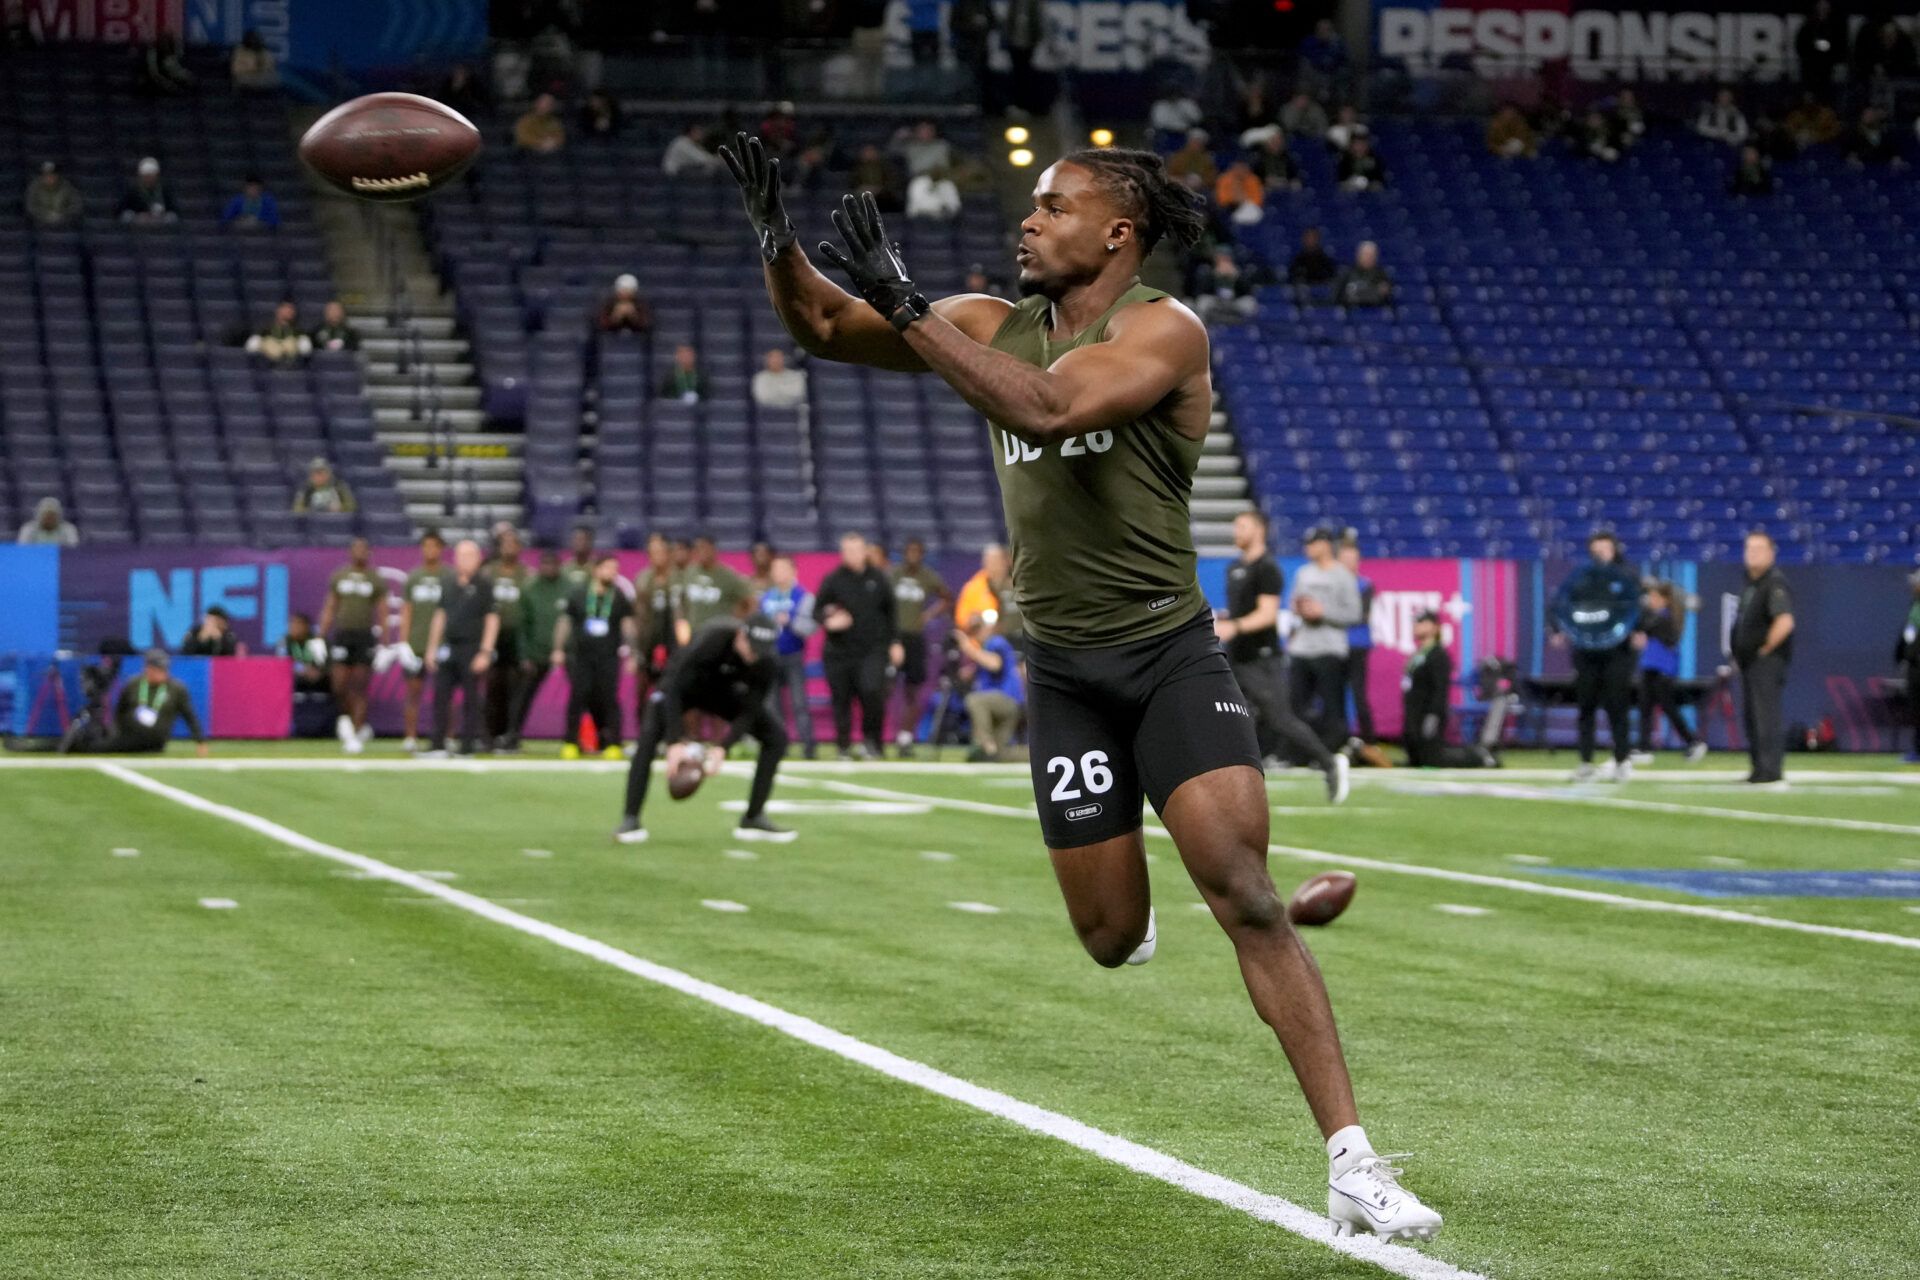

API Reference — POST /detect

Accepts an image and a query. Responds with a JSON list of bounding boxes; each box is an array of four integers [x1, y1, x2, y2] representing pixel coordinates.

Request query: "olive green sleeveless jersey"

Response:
[[985, 281, 1206, 647]]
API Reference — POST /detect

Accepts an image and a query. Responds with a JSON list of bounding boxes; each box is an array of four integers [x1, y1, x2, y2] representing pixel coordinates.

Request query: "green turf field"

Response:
[[4, 749, 1917, 1279]]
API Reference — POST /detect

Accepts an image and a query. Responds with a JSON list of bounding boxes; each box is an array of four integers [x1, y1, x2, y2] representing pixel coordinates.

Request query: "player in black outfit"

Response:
[[1215, 511, 1348, 802], [422, 539, 500, 757], [549, 552, 635, 758], [1730, 530, 1794, 785], [813, 530, 895, 758], [616, 614, 795, 844]]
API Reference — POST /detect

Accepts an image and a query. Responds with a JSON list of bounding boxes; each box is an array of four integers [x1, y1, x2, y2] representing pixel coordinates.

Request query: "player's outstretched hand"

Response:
[[718, 133, 797, 264], [819, 192, 918, 318]]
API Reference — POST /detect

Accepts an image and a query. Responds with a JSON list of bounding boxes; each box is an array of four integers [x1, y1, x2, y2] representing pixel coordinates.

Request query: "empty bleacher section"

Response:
[[0, 49, 406, 547], [1214, 120, 1919, 564], [423, 112, 1009, 551]]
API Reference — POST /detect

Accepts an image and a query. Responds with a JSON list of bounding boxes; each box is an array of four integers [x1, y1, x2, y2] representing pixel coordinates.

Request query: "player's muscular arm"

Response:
[[901, 300, 1205, 445]]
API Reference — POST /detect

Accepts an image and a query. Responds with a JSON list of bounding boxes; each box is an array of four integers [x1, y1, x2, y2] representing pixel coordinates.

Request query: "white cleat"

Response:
[[342, 735, 364, 755], [1124, 908, 1157, 966], [1628, 750, 1655, 766], [335, 714, 354, 747], [1326, 753, 1351, 805], [1570, 763, 1598, 784], [614, 820, 649, 844], [1610, 758, 1631, 783], [1596, 759, 1620, 782], [1686, 741, 1709, 764], [357, 722, 374, 745], [1329, 1154, 1443, 1244]]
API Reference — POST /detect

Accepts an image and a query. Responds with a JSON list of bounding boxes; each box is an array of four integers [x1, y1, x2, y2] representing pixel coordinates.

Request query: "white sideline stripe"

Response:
[[93, 763, 1483, 1280], [5, 756, 1916, 785], [1386, 779, 1920, 838], [796, 778, 1920, 954]]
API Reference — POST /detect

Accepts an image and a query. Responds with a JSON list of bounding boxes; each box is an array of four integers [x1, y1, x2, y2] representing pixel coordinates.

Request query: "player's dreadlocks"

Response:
[[1057, 146, 1208, 256]]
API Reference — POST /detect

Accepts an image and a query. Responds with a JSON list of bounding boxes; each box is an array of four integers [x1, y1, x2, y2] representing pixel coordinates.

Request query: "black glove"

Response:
[[818, 192, 921, 322], [718, 132, 796, 265]]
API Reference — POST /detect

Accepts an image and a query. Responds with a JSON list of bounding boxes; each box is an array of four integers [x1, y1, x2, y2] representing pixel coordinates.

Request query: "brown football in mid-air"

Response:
[[1288, 871, 1357, 927], [667, 757, 706, 802], [298, 93, 479, 202]]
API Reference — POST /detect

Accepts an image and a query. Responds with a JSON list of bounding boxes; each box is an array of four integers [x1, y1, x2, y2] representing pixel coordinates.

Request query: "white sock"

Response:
[[1327, 1124, 1374, 1178], [1124, 908, 1157, 966]]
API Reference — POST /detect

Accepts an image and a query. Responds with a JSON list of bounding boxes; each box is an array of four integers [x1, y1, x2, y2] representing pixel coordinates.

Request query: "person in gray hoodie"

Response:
[[1287, 526, 1363, 749]]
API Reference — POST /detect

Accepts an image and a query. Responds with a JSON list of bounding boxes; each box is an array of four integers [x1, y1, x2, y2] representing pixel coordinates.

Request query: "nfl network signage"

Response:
[[1377, 0, 1866, 82]]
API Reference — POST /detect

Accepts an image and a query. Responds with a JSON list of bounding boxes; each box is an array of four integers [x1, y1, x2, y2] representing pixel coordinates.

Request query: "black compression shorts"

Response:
[[330, 627, 378, 667], [1023, 607, 1262, 849], [895, 631, 928, 686]]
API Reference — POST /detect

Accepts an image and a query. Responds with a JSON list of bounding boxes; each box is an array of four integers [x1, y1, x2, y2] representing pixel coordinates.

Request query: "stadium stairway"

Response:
[[309, 181, 516, 541]]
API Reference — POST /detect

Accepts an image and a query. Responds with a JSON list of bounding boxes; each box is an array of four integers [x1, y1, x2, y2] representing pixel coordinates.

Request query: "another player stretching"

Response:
[[721, 135, 1443, 1242]]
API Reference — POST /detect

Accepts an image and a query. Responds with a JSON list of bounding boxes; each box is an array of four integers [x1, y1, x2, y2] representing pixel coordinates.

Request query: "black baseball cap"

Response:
[[741, 613, 779, 659], [1414, 609, 1440, 626], [143, 647, 171, 671]]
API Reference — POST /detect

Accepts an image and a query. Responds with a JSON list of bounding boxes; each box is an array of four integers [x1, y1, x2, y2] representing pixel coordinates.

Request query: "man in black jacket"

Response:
[[1730, 530, 1794, 786], [616, 614, 792, 844], [61, 649, 208, 755], [813, 530, 895, 759], [1896, 569, 1920, 764], [1400, 612, 1493, 767]]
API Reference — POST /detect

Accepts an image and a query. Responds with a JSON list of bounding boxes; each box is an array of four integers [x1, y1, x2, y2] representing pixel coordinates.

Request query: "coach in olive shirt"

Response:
[[675, 534, 752, 643], [1730, 530, 1794, 785]]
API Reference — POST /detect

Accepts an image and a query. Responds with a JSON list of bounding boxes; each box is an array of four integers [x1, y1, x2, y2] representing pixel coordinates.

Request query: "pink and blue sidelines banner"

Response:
[[11, 655, 289, 739]]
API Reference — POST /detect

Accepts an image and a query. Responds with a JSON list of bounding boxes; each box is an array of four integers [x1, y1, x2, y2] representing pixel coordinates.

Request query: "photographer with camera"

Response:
[[953, 610, 1023, 762], [61, 649, 207, 756]]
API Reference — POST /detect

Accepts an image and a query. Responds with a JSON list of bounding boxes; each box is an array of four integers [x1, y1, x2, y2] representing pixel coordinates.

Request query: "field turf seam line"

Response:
[[785, 777, 1920, 953], [93, 763, 1488, 1280]]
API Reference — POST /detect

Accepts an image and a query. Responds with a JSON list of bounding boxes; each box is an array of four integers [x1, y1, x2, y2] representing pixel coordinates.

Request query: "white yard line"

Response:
[[94, 763, 1484, 1280], [790, 778, 1920, 954], [1384, 779, 1920, 838]]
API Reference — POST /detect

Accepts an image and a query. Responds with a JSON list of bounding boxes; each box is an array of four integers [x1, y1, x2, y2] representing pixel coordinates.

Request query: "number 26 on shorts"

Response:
[[1047, 751, 1114, 802]]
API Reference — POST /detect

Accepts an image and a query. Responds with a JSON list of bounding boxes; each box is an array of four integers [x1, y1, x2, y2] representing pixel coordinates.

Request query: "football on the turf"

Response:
[[667, 757, 705, 802], [298, 93, 480, 202], [1287, 871, 1357, 927]]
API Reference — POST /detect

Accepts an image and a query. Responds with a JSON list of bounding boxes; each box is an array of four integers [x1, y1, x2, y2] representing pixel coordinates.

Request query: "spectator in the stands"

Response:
[[849, 144, 905, 212], [1486, 104, 1538, 157], [663, 122, 725, 178], [181, 605, 239, 657], [659, 344, 709, 402], [579, 89, 622, 139], [229, 29, 278, 92], [1166, 129, 1218, 190], [949, 0, 996, 102], [1783, 91, 1842, 148], [141, 33, 194, 95], [1796, 0, 1846, 103], [1694, 87, 1749, 146], [597, 274, 652, 334], [1213, 157, 1265, 226], [1611, 89, 1647, 148], [119, 158, 178, 224], [1297, 19, 1351, 102], [1853, 17, 1918, 90], [1579, 109, 1622, 162], [907, 165, 962, 220], [1232, 74, 1276, 136], [760, 100, 800, 158], [515, 93, 566, 152], [1192, 249, 1259, 325], [1245, 126, 1301, 190], [294, 457, 356, 514], [441, 64, 492, 117], [17, 496, 78, 546], [1336, 135, 1387, 190], [1288, 226, 1338, 288], [1280, 91, 1330, 140], [247, 301, 310, 364], [751, 349, 808, 410], [1150, 83, 1205, 138], [963, 264, 1007, 298], [219, 175, 279, 231], [311, 300, 361, 352], [1845, 105, 1904, 167], [1729, 146, 1775, 196], [1326, 104, 1369, 152], [892, 119, 953, 176], [1333, 241, 1393, 309], [23, 161, 82, 228]]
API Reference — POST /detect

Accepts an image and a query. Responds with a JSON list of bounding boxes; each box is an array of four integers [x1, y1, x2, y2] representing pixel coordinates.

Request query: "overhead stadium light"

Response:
[[1009, 148, 1035, 167], [1089, 128, 1114, 147], [1004, 125, 1030, 145]]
